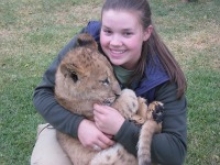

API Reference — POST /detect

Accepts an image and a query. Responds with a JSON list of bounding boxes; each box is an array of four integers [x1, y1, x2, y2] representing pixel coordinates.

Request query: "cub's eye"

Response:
[[70, 73, 78, 83], [100, 78, 110, 86]]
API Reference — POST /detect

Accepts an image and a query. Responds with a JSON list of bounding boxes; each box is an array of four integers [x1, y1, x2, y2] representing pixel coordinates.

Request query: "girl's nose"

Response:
[[110, 35, 122, 47]]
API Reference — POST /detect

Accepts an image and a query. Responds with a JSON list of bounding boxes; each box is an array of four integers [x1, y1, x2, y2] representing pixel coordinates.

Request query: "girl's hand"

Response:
[[93, 104, 125, 135], [78, 119, 114, 151]]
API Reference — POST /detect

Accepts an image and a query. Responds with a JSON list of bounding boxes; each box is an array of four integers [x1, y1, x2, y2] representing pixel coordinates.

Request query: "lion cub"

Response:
[[55, 33, 164, 165]]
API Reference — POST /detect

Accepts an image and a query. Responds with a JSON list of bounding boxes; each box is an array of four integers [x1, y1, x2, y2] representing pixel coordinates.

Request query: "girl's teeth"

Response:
[[111, 50, 124, 54]]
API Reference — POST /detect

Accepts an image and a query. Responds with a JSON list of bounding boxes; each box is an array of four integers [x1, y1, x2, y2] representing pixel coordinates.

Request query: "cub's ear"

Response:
[[76, 33, 98, 50]]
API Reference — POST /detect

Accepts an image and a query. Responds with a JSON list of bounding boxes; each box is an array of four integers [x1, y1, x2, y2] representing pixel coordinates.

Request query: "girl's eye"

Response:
[[103, 29, 112, 35], [123, 32, 133, 37]]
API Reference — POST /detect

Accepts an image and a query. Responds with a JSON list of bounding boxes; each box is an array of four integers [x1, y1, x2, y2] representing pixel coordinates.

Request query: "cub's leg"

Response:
[[138, 101, 164, 165], [56, 131, 97, 165], [57, 132, 138, 165]]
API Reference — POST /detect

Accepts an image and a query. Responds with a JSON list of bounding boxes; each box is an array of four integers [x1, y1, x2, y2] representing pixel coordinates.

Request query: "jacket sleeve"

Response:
[[114, 82, 187, 165], [33, 30, 87, 138], [151, 82, 187, 165], [33, 21, 101, 137]]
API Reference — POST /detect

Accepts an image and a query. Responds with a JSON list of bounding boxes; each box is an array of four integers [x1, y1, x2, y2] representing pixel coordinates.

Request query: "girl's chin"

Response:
[[109, 54, 123, 59], [109, 59, 123, 66]]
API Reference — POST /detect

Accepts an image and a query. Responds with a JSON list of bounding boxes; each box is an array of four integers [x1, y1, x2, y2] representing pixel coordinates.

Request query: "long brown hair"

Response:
[[101, 0, 187, 98]]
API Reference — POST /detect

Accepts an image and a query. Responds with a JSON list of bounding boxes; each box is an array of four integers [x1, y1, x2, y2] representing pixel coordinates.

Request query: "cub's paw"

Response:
[[149, 101, 164, 123], [113, 89, 140, 119], [130, 97, 147, 125], [118, 89, 139, 114]]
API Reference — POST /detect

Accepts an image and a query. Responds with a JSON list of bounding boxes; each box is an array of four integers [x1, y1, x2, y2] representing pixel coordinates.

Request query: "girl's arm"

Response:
[[114, 82, 187, 165], [151, 82, 187, 165]]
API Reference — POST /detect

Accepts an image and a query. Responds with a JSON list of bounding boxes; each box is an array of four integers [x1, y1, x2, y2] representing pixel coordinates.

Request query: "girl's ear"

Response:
[[143, 25, 153, 41]]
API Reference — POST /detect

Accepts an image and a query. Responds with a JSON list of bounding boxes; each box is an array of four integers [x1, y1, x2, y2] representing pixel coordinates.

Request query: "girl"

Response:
[[31, 0, 187, 164]]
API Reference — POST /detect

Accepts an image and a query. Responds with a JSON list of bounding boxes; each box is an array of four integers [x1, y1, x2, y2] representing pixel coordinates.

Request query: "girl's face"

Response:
[[100, 9, 152, 70]]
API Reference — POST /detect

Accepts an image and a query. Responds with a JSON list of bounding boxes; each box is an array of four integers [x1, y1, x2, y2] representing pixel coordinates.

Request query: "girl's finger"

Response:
[[98, 135, 114, 147], [93, 104, 105, 113]]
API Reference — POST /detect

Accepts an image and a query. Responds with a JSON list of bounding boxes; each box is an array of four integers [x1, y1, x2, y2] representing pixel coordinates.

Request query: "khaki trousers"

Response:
[[30, 124, 72, 165]]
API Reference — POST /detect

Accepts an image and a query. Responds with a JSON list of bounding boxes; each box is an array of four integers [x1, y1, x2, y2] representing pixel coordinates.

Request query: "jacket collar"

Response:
[[133, 56, 169, 96]]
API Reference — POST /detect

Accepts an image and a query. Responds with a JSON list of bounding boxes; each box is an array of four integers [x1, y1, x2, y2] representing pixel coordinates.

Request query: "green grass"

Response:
[[0, 0, 219, 164]]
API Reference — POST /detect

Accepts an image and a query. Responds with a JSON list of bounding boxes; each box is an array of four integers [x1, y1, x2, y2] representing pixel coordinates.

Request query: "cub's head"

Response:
[[55, 33, 121, 106]]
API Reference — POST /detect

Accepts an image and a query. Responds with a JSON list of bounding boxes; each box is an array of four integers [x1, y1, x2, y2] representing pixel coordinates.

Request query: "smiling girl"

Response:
[[31, 0, 187, 165]]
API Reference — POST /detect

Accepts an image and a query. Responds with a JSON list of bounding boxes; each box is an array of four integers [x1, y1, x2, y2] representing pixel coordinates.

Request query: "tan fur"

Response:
[[55, 33, 163, 165]]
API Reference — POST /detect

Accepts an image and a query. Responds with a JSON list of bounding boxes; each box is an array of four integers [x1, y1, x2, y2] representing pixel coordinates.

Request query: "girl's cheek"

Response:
[[100, 38, 107, 47]]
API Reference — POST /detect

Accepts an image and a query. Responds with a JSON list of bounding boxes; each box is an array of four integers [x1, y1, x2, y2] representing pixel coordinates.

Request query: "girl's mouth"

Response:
[[110, 49, 126, 57]]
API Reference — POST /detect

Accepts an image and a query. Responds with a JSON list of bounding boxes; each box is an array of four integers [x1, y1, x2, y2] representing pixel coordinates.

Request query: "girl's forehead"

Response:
[[102, 9, 140, 18], [101, 9, 142, 27]]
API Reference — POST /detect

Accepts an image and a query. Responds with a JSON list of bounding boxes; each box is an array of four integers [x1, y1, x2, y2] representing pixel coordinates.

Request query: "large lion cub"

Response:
[[55, 33, 164, 165]]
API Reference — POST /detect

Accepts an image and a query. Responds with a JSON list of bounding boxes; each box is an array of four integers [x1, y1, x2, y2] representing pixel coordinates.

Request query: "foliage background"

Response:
[[0, 0, 219, 164]]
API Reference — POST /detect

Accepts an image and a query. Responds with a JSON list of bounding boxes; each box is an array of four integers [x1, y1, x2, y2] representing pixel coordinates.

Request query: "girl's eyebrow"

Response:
[[122, 28, 133, 31], [101, 25, 110, 28], [101, 24, 134, 32], [102, 26, 132, 31]]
